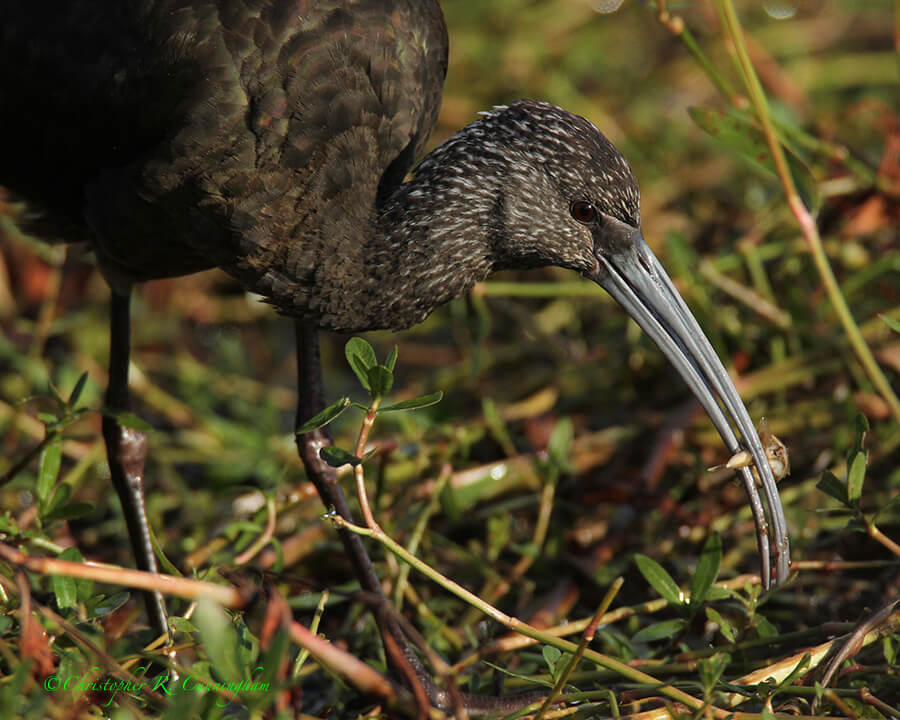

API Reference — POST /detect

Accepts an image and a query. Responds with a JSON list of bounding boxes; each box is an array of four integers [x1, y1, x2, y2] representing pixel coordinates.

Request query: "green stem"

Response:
[[534, 578, 624, 720], [717, 0, 900, 423], [332, 515, 723, 716], [393, 462, 453, 609]]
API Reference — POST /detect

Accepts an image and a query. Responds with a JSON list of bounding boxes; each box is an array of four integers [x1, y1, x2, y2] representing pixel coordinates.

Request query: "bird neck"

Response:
[[358, 161, 499, 330]]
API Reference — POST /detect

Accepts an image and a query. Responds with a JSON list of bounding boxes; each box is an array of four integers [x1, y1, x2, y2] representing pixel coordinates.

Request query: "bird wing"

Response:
[[1, 0, 448, 303], [212, 0, 450, 309]]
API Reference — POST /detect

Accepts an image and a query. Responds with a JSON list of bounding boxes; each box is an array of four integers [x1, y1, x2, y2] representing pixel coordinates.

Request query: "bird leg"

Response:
[[102, 291, 170, 640], [294, 322, 445, 712]]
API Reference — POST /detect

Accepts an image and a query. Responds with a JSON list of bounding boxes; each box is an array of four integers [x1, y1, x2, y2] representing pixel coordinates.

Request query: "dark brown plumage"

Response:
[[1, 0, 789, 713]]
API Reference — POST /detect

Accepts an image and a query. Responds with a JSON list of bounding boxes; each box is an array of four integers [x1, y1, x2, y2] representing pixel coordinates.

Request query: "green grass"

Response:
[[1, 1, 899, 718]]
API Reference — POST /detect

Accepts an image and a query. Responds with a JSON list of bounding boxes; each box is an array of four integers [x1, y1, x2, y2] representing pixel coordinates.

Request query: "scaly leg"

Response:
[[102, 291, 169, 639], [294, 323, 432, 711]]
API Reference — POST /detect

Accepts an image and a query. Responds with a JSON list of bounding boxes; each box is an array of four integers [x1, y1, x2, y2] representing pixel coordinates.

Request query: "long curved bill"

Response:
[[590, 226, 790, 588]]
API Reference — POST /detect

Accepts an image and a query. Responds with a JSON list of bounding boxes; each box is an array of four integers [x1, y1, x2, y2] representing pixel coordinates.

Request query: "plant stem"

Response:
[[353, 399, 381, 530], [865, 518, 900, 558], [716, 0, 900, 423], [534, 577, 624, 720], [656, 0, 742, 105], [332, 515, 731, 716]]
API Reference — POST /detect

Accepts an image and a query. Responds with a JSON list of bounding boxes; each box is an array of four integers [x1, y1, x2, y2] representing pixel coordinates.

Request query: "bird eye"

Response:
[[570, 200, 597, 224]]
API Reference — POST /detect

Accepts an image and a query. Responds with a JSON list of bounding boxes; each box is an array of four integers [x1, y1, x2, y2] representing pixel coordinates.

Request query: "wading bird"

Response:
[[0, 0, 790, 712]]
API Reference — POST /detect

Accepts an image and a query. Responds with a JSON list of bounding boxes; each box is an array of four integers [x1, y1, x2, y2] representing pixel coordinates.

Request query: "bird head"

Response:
[[419, 100, 790, 585]]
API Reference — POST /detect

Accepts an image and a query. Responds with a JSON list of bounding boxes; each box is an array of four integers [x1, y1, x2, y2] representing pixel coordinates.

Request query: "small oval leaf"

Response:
[[67, 372, 90, 407], [319, 445, 362, 468], [542, 645, 561, 669], [45, 502, 94, 523], [817, 470, 849, 506], [632, 618, 686, 643], [690, 534, 722, 609], [345, 337, 377, 368], [634, 554, 683, 606], [705, 606, 737, 643], [385, 345, 399, 372], [296, 397, 351, 434], [43, 483, 72, 519], [367, 365, 393, 398], [345, 337, 377, 389], [879, 314, 900, 334], [51, 547, 84, 610], [89, 591, 130, 619], [547, 417, 574, 470], [379, 391, 444, 412], [847, 451, 867, 503], [37, 437, 62, 508], [194, 598, 244, 683]]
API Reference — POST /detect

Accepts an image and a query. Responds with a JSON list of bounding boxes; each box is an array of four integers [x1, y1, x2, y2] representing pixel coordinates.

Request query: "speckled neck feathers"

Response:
[[270, 100, 641, 332]]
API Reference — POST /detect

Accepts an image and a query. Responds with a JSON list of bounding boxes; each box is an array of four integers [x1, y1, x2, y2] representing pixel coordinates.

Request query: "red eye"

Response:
[[570, 200, 597, 224]]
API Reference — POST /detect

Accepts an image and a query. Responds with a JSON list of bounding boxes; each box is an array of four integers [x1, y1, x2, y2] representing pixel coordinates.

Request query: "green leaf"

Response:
[[87, 591, 130, 618], [755, 614, 778, 639], [817, 470, 848, 506], [547, 417, 574, 471], [511, 541, 540, 559], [37, 437, 62, 509], [0, 516, 19, 534], [480, 660, 553, 688], [296, 396, 351, 434], [634, 554, 683, 606], [51, 547, 84, 609], [542, 645, 562, 676], [438, 480, 461, 523], [367, 365, 394, 398], [688, 106, 818, 211], [45, 502, 93, 523], [258, 628, 290, 689], [319, 445, 362, 468], [632, 618, 686, 643], [194, 598, 244, 684], [67, 372, 89, 408], [705, 586, 735, 602], [345, 337, 377, 390], [379, 391, 444, 412], [234, 615, 258, 667], [849, 413, 869, 460], [698, 653, 730, 694], [884, 636, 896, 665], [385, 345, 399, 371], [151, 529, 182, 577], [42, 483, 71, 519], [170, 616, 199, 634], [705, 606, 737, 643], [690, 534, 721, 609], [47, 381, 66, 409], [50, 574, 76, 609], [879, 314, 900, 334], [102, 409, 153, 432], [846, 451, 867, 503]]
